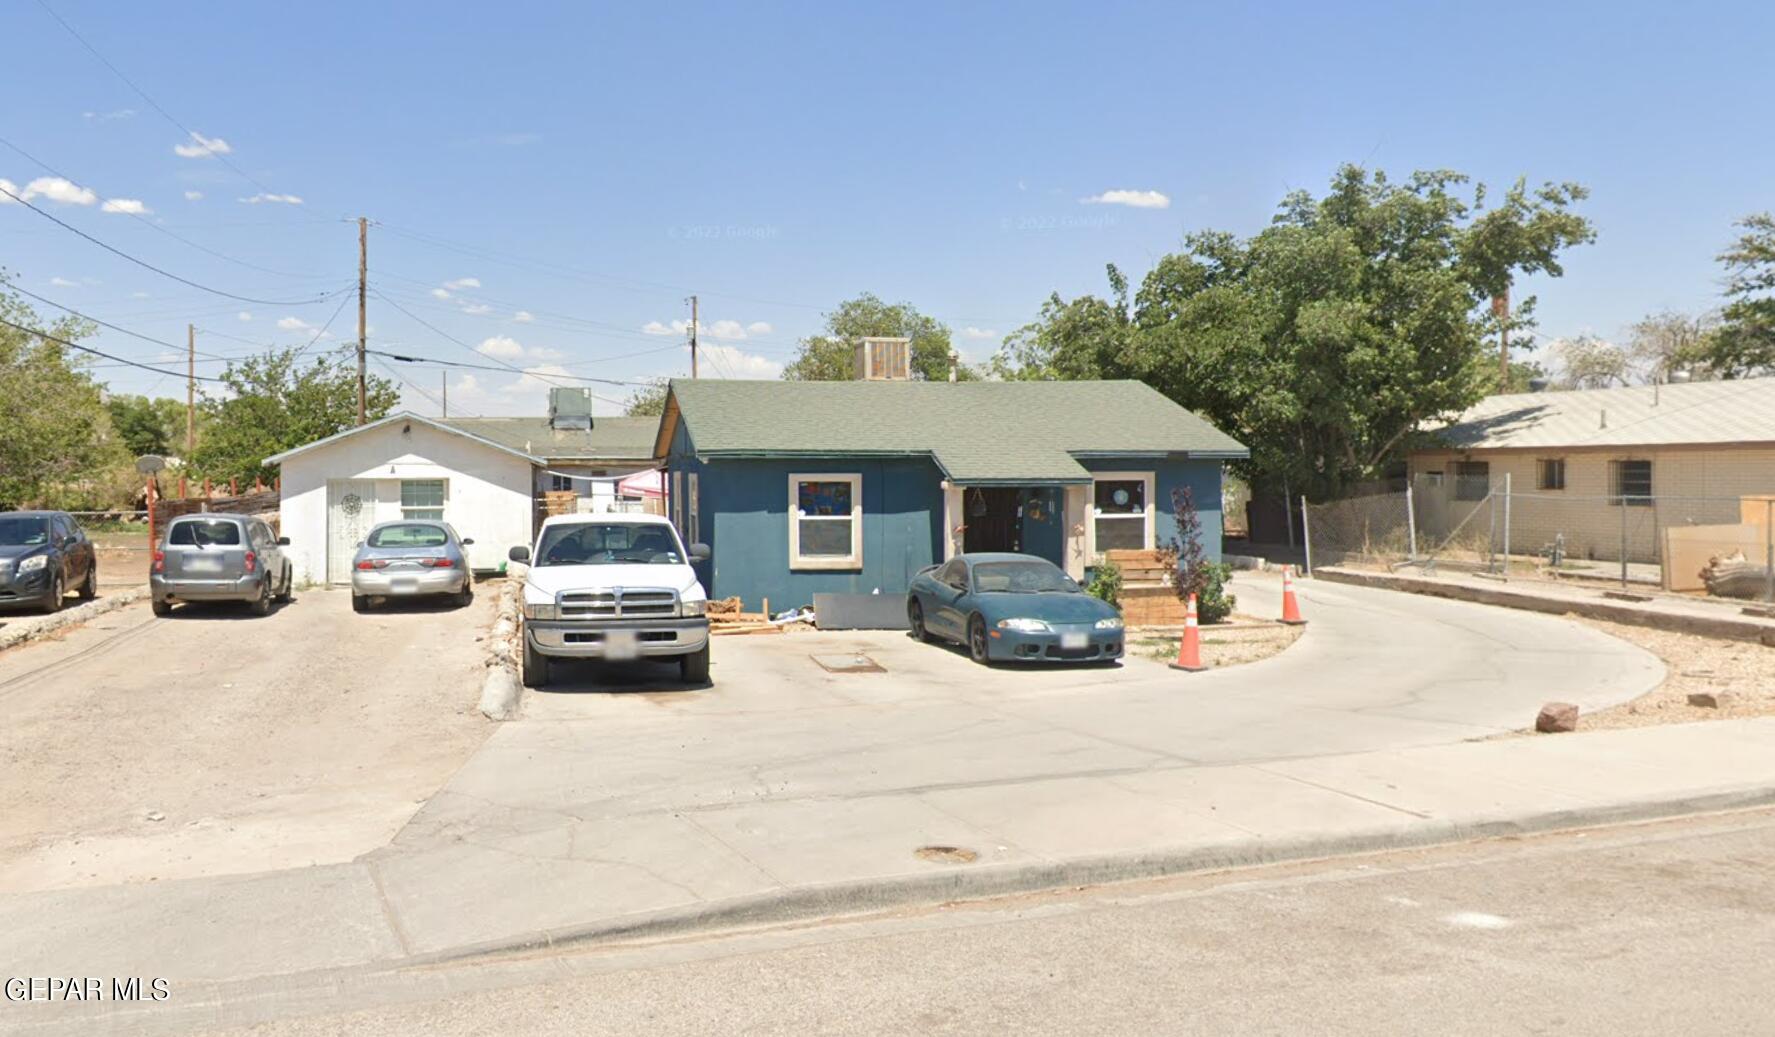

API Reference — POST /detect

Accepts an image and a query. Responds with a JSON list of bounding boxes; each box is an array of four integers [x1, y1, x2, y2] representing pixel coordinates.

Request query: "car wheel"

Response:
[[968, 614, 991, 664], [908, 599, 931, 642], [78, 563, 97, 601], [151, 598, 173, 618], [274, 566, 293, 603], [679, 643, 711, 684], [39, 574, 63, 615], [455, 579, 474, 608], [522, 636, 550, 689], [249, 580, 272, 616], [351, 593, 369, 614]]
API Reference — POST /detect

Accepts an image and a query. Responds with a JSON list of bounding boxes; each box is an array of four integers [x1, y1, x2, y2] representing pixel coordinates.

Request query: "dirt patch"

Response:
[[1131, 613, 1305, 669], [0, 587, 497, 893], [1573, 617, 1775, 730]]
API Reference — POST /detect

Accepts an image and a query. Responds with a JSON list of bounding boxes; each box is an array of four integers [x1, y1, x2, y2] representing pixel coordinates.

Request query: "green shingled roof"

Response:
[[442, 415, 659, 461], [662, 379, 1246, 484]]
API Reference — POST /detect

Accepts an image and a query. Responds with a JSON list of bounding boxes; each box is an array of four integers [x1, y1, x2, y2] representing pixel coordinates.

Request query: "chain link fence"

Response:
[[1302, 477, 1775, 602], [67, 511, 153, 588]]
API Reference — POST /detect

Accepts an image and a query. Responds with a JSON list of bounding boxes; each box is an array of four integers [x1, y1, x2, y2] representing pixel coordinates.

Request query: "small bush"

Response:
[[1086, 559, 1122, 609], [1195, 561, 1236, 624], [1170, 485, 1236, 623]]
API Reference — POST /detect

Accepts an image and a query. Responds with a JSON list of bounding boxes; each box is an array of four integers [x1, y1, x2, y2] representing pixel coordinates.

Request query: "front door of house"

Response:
[[327, 479, 377, 585], [963, 487, 1022, 554]]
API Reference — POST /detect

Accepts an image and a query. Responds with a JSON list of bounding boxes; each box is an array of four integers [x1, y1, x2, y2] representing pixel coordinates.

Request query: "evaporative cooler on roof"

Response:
[[853, 337, 911, 380]]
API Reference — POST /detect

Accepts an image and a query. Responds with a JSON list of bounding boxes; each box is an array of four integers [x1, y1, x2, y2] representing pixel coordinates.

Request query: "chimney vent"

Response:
[[548, 387, 593, 431]]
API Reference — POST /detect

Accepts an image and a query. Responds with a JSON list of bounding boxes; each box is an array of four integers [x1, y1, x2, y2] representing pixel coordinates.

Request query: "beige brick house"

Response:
[[1407, 377, 1775, 563]]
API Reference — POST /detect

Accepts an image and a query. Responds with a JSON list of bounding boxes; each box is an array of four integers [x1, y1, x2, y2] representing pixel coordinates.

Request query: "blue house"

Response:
[[653, 374, 1248, 611]]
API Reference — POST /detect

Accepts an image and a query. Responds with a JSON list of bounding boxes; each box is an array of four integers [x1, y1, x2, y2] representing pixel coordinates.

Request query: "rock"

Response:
[[1535, 702, 1579, 733], [144, 810, 165, 823], [1687, 691, 1735, 710]]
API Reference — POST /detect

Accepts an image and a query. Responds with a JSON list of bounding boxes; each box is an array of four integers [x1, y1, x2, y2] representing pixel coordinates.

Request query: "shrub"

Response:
[[1086, 559, 1122, 609], [1169, 485, 1236, 622]]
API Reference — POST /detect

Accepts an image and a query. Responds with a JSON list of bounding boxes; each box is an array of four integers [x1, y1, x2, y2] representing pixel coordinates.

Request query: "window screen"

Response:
[[1611, 460, 1652, 506], [1537, 459, 1566, 491], [401, 479, 445, 520]]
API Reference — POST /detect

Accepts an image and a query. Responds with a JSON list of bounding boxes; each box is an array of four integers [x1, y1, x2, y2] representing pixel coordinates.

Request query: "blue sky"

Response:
[[3, 0, 1770, 415]]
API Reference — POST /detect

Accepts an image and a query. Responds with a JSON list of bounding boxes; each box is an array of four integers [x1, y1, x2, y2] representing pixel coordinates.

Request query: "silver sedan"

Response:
[[350, 521, 475, 612]]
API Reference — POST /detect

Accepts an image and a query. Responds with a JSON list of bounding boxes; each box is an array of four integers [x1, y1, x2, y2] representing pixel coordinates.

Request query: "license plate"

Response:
[[391, 578, 418, 594], [1060, 632, 1088, 649], [185, 557, 222, 574], [604, 629, 640, 660]]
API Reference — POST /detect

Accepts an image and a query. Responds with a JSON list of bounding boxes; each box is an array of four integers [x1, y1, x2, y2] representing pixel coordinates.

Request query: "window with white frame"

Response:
[[789, 473, 862, 569], [671, 471, 683, 535], [687, 472, 700, 545], [401, 479, 445, 521], [1091, 474, 1151, 553]]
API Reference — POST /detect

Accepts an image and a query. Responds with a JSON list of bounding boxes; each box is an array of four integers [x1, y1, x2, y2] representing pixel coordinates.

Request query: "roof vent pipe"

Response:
[[1600, 408, 1608, 430], [948, 351, 959, 383]]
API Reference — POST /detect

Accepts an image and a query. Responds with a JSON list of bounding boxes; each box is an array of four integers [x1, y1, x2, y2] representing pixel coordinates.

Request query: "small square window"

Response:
[[1536, 459, 1566, 491], [401, 479, 445, 521], [549, 474, 575, 492], [1611, 460, 1652, 506]]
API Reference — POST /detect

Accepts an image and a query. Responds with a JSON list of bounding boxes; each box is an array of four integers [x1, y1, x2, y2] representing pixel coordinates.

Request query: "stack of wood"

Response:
[[707, 595, 808, 635], [1701, 550, 1773, 600], [541, 490, 579, 517], [1106, 549, 1188, 626]]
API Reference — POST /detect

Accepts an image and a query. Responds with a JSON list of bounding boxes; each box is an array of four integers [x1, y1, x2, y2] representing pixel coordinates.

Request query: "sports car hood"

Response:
[[525, 562, 702, 601], [973, 591, 1118, 625]]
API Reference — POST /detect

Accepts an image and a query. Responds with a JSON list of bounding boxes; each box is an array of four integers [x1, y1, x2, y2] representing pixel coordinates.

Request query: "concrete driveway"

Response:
[[0, 587, 494, 893]]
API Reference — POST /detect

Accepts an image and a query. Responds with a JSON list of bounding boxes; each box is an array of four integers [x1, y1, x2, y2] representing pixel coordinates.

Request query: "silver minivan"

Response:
[[151, 514, 293, 617]]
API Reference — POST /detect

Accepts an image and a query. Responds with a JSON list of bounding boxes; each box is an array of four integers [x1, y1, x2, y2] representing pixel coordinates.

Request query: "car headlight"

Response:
[[1095, 617, 1124, 630], [680, 599, 707, 617], [16, 555, 48, 573], [523, 601, 558, 621], [996, 617, 1051, 633]]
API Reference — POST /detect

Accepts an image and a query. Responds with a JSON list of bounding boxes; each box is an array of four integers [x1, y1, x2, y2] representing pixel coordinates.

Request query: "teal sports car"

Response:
[[906, 552, 1125, 664]]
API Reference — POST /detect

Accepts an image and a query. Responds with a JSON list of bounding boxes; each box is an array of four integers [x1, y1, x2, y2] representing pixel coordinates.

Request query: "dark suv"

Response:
[[0, 511, 98, 613]]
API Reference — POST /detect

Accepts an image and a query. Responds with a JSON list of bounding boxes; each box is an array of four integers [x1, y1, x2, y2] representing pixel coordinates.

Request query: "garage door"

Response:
[[327, 479, 378, 585]]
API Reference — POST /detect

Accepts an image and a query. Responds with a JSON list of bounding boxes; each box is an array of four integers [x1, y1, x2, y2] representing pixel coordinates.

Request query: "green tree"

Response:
[[994, 165, 1595, 501], [193, 348, 399, 484], [1627, 310, 1717, 380], [1697, 213, 1775, 377], [1550, 334, 1632, 389], [0, 277, 127, 508], [105, 394, 188, 458], [624, 378, 669, 416], [783, 293, 970, 381]]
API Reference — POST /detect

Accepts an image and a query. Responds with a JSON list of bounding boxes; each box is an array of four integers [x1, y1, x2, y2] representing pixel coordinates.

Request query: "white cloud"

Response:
[[443, 277, 481, 290], [83, 108, 137, 122], [645, 317, 769, 340], [277, 316, 332, 339], [238, 193, 303, 205], [23, 177, 97, 206], [478, 335, 526, 359], [237, 311, 253, 322], [430, 288, 452, 300], [131, 291, 151, 299], [513, 310, 535, 324], [642, 320, 676, 336], [173, 132, 232, 159], [504, 363, 575, 396], [963, 327, 1000, 340], [184, 190, 204, 201], [461, 303, 492, 316], [700, 344, 782, 379], [706, 319, 749, 340], [49, 276, 79, 288], [101, 197, 150, 215], [0, 179, 18, 204], [745, 321, 773, 335], [1080, 189, 1170, 209]]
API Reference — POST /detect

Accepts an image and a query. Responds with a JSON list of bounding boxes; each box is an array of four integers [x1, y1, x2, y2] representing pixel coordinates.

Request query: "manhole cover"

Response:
[[811, 653, 885, 674], [914, 845, 979, 864]]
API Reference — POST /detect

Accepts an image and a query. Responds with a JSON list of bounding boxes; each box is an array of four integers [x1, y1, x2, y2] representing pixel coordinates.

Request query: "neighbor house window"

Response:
[[687, 472, 700, 545], [1536, 458, 1566, 491], [1611, 459, 1653, 506], [1091, 473, 1153, 554], [401, 479, 445, 521], [671, 471, 683, 535], [549, 473, 575, 492], [1453, 461, 1490, 502], [789, 473, 862, 569]]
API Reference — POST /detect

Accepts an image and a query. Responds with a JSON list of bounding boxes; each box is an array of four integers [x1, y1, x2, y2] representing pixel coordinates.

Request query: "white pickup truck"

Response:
[[508, 513, 712, 688]]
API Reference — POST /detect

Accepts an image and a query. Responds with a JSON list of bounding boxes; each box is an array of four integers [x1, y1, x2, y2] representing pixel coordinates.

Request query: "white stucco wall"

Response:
[[278, 421, 535, 584]]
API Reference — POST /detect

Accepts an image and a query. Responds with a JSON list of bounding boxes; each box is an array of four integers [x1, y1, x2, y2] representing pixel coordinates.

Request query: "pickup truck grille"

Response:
[[557, 587, 679, 619]]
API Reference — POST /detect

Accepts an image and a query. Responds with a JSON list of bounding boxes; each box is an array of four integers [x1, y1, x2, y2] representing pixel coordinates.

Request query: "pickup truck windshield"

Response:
[[535, 523, 683, 566]]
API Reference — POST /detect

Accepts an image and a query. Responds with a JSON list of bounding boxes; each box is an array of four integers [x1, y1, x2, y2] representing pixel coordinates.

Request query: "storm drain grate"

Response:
[[811, 653, 885, 674], [914, 845, 979, 864]]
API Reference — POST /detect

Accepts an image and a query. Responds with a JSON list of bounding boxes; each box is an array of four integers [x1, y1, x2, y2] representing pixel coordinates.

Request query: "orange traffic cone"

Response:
[[1169, 593, 1207, 672], [1280, 565, 1307, 625]]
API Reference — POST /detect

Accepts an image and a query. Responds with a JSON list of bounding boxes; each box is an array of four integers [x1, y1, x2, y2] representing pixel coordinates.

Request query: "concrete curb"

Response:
[[1316, 567, 1775, 646], [477, 577, 525, 721], [410, 782, 1775, 968], [0, 585, 150, 652]]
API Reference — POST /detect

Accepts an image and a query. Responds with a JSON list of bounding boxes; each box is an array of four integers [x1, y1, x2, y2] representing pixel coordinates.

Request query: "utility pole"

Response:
[[1493, 288, 1510, 390], [186, 323, 196, 455], [687, 294, 699, 378], [357, 216, 368, 425], [441, 371, 448, 418]]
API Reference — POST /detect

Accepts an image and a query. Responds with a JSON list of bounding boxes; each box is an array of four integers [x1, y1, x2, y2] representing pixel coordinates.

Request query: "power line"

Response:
[[0, 182, 343, 306], [0, 316, 228, 382], [3, 282, 244, 362], [293, 292, 355, 360], [364, 348, 642, 387], [0, 133, 327, 280]]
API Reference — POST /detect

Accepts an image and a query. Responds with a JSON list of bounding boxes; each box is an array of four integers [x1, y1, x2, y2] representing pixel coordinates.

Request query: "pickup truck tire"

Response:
[[680, 642, 711, 684], [522, 636, 550, 688]]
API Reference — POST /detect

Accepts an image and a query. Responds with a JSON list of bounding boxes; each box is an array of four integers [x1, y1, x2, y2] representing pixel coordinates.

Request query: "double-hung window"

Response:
[[401, 479, 445, 521], [789, 473, 862, 569], [1536, 459, 1566, 491], [1091, 474, 1152, 553], [1611, 460, 1653, 506]]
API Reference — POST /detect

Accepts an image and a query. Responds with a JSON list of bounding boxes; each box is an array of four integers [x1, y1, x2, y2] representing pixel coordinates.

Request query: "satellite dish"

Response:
[[135, 454, 167, 474]]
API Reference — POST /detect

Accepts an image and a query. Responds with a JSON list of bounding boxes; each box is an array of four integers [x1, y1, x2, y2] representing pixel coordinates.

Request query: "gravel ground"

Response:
[[1132, 613, 1304, 668], [0, 586, 496, 893], [1575, 617, 1775, 729]]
